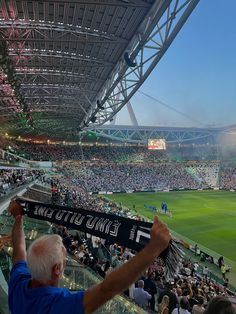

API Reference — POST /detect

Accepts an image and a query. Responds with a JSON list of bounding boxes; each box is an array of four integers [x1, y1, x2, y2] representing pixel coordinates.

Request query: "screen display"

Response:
[[148, 139, 166, 150]]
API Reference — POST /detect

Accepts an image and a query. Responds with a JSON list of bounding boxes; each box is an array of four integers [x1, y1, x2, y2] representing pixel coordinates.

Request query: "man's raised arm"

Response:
[[83, 216, 170, 314], [9, 201, 26, 264]]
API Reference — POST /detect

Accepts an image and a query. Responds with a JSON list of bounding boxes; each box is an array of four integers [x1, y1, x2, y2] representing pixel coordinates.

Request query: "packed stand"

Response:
[[0, 149, 21, 164], [4, 141, 168, 162], [6, 170, 235, 312], [39, 178, 236, 313], [185, 163, 220, 188], [220, 164, 236, 190], [0, 168, 42, 198], [5, 141, 219, 162], [62, 162, 200, 192]]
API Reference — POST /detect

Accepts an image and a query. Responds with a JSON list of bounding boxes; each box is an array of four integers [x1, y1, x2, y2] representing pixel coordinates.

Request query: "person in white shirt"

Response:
[[129, 283, 135, 299], [193, 262, 199, 273], [91, 235, 101, 257], [171, 297, 191, 314], [203, 266, 208, 279], [184, 267, 191, 276]]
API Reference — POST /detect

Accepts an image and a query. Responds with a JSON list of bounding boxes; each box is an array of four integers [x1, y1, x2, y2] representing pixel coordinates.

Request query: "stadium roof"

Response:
[[0, 0, 200, 140]]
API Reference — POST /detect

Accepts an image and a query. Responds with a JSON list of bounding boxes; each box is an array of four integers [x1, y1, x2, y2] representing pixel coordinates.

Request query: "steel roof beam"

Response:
[[28, 105, 87, 116], [22, 94, 93, 100], [40, 0, 151, 7], [27, 102, 89, 112], [21, 83, 99, 93], [35, 113, 82, 120], [0, 20, 128, 44], [28, 104, 87, 111], [91, 125, 214, 144], [8, 49, 114, 66], [14, 69, 104, 82], [19, 75, 97, 86], [0, 0, 200, 138], [5, 38, 121, 43], [83, 0, 200, 129]]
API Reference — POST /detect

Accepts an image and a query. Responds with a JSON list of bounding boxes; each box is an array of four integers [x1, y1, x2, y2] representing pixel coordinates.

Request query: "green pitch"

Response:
[[107, 190, 236, 263]]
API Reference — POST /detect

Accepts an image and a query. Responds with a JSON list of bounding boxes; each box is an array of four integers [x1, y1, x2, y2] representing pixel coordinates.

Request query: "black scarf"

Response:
[[17, 197, 183, 279]]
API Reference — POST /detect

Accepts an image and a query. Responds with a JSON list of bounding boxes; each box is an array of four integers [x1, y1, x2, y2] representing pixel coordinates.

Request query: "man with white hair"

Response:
[[8, 200, 170, 314]]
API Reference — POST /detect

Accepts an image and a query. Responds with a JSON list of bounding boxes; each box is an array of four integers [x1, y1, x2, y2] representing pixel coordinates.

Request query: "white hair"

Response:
[[27, 234, 66, 281]]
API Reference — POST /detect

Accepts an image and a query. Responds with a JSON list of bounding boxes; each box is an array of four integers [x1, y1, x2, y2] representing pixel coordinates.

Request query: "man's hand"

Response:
[[9, 200, 24, 218], [148, 216, 171, 255]]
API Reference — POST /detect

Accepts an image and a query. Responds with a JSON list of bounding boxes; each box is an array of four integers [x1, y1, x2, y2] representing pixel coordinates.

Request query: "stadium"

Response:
[[0, 1, 236, 313]]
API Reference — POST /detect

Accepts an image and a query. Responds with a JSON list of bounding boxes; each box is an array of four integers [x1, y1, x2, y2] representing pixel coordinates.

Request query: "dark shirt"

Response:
[[144, 278, 157, 296]]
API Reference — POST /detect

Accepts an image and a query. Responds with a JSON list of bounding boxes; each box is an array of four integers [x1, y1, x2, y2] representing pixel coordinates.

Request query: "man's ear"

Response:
[[52, 264, 61, 276]]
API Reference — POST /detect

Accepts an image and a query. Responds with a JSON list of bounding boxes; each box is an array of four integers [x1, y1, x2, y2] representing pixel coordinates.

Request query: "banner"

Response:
[[17, 197, 183, 279]]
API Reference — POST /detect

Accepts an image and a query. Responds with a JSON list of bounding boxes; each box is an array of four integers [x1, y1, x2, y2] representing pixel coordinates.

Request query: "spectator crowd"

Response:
[[30, 178, 236, 313], [61, 161, 200, 192], [0, 168, 42, 198], [1, 141, 236, 312], [2, 140, 236, 191]]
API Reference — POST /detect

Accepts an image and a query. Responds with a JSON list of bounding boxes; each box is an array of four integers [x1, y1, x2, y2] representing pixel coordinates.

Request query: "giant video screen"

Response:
[[148, 139, 166, 150]]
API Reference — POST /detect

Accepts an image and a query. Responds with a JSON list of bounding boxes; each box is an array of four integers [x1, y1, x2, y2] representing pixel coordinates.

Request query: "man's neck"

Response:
[[29, 279, 58, 289]]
